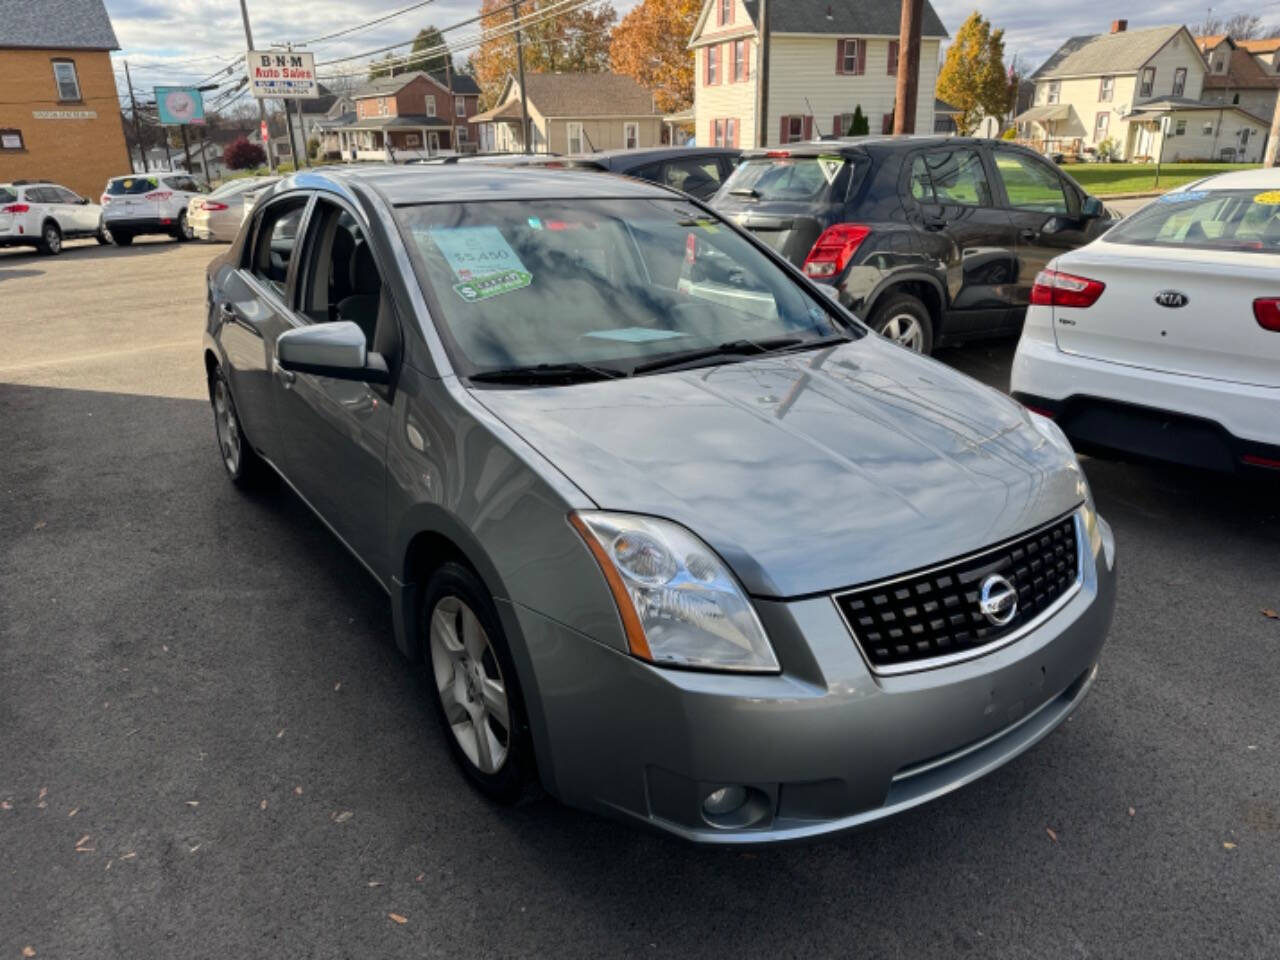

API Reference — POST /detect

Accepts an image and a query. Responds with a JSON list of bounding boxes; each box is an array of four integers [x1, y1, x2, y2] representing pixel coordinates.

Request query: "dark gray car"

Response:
[[203, 165, 1116, 843]]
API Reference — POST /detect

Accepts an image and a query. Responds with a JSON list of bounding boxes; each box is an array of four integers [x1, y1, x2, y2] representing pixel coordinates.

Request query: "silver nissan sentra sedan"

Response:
[[203, 165, 1116, 843]]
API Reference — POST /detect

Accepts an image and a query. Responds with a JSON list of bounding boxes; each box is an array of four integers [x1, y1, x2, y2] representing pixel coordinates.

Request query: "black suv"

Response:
[[712, 137, 1113, 353]]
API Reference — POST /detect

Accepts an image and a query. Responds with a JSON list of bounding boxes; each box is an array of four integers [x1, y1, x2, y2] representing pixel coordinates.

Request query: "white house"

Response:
[[688, 0, 948, 149], [1021, 20, 1269, 162]]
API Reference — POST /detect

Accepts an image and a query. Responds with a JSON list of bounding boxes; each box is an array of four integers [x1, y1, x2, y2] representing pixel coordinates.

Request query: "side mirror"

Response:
[[1081, 195, 1104, 219], [276, 321, 390, 384], [77, 196, 90, 205]]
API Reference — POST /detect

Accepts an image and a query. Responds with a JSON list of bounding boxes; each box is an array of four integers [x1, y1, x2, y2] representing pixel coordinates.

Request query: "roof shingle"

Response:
[[1032, 25, 1184, 80], [507, 73, 659, 117], [0, 0, 119, 50], [740, 0, 947, 38]]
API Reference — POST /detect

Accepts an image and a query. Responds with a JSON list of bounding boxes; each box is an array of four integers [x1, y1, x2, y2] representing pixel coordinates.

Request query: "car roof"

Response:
[[574, 146, 741, 167], [739, 135, 1015, 159], [272, 164, 681, 205], [1186, 167, 1280, 190]]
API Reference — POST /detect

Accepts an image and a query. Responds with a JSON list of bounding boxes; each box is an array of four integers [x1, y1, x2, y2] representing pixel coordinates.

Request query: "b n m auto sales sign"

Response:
[[247, 50, 318, 99]]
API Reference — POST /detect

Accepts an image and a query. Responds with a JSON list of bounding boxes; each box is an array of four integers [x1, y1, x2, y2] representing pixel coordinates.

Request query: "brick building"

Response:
[[0, 0, 131, 198]]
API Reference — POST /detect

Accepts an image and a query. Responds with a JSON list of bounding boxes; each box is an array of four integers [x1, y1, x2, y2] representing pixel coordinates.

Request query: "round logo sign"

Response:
[[978, 574, 1019, 627]]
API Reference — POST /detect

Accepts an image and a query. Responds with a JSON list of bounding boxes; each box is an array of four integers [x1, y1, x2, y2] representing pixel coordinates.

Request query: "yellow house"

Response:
[[0, 0, 130, 198], [688, 0, 948, 149]]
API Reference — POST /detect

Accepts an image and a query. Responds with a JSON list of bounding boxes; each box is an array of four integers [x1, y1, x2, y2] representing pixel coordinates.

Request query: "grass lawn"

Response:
[[1060, 162, 1259, 196]]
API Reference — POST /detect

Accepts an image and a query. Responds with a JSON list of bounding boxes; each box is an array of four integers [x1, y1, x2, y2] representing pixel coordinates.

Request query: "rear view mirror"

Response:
[[1081, 195, 1104, 219], [277, 321, 389, 383]]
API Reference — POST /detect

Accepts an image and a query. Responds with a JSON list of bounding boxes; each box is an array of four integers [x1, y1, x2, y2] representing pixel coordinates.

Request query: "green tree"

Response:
[[936, 12, 1011, 136], [849, 105, 869, 136], [370, 26, 452, 80]]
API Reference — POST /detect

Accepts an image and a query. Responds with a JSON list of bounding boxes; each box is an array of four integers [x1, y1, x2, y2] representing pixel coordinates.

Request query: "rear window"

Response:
[[107, 176, 160, 196], [0, 187, 16, 204], [1105, 189, 1280, 253], [721, 156, 848, 202]]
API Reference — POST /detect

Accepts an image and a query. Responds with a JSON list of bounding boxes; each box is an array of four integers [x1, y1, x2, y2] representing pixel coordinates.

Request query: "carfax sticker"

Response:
[[1254, 190, 1280, 205], [1157, 190, 1208, 204], [428, 226, 529, 281], [453, 269, 533, 303]]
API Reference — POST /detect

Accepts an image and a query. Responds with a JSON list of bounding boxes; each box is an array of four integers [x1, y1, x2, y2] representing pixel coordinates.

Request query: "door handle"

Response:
[[272, 357, 295, 387], [924, 215, 948, 230], [1019, 228, 1038, 242]]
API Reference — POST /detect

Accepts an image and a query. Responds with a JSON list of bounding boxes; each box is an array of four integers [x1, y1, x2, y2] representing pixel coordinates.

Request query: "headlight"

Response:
[[570, 511, 779, 673], [1028, 410, 1074, 456]]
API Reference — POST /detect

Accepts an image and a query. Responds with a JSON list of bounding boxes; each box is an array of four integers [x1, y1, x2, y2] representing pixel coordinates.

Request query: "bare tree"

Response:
[[1193, 12, 1280, 39]]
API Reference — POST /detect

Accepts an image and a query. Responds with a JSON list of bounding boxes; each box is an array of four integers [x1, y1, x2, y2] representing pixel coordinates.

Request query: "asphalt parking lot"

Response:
[[2, 237, 1278, 959]]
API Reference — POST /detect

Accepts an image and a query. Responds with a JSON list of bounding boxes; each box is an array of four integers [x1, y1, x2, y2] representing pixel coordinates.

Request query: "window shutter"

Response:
[[725, 42, 732, 84], [888, 40, 899, 75], [882, 113, 894, 134], [732, 117, 740, 148], [803, 115, 813, 140], [836, 40, 845, 75], [858, 39, 868, 76], [728, 0, 734, 25], [834, 114, 843, 136], [780, 115, 789, 144], [704, 48, 710, 86], [744, 39, 751, 80]]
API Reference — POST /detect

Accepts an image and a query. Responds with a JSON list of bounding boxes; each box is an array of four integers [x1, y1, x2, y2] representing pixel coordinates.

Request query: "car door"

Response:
[[273, 196, 398, 576], [990, 147, 1096, 313], [215, 193, 313, 467], [903, 146, 1020, 334], [54, 185, 95, 232]]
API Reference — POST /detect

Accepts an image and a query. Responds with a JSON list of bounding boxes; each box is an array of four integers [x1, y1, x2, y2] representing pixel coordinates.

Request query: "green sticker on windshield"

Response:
[[818, 156, 843, 183], [453, 269, 533, 303]]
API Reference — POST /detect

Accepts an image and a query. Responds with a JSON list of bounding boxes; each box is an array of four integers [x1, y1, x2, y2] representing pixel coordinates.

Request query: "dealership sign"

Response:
[[155, 86, 206, 125], [247, 50, 318, 99]]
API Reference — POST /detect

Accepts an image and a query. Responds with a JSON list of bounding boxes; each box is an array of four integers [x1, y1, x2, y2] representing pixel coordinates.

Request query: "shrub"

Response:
[[1001, 127, 1017, 140], [848, 105, 870, 136], [223, 136, 267, 171]]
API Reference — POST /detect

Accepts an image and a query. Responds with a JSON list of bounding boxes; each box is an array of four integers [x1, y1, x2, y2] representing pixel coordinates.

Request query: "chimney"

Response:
[[1111, 20, 1128, 33]]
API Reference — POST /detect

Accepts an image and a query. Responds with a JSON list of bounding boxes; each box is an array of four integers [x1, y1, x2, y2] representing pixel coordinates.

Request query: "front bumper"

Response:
[[1012, 335, 1280, 472], [514, 511, 1116, 843]]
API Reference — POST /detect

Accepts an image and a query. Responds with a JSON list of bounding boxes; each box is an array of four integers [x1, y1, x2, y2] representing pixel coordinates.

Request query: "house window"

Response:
[[0, 128, 24, 150], [1203, 120, 1215, 135], [786, 115, 804, 143], [1099, 76, 1114, 102], [624, 121, 638, 149], [733, 39, 747, 81], [1045, 81, 1060, 105], [1094, 112, 1109, 140], [52, 60, 81, 101], [836, 113, 856, 135], [1214, 54, 1227, 73], [1140, 67, 1155, 98], [425, 95, 436, 117], [706, 45, 720, 84], [840, 38, 860, 74], [457, 125, 468, 142], [455, 96, 465, 118], [1175, 118, 1187, 136], [1172, 67, 1187, 97], [888, 40, 899, 75], [567, 121, 583, 153], [726, 117, 737, 147], [713, 118, 726, 147], [718, 0, 732, 25], [377, 96, 388, 116]]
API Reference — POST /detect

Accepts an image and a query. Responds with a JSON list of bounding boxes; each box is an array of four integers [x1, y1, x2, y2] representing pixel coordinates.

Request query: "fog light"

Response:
[[703, 785, 748, 816]]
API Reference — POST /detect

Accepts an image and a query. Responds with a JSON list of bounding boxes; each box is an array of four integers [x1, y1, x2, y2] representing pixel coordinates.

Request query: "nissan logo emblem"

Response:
[[978, 574, 1019, 627], [1154, 290, 1189, 308]]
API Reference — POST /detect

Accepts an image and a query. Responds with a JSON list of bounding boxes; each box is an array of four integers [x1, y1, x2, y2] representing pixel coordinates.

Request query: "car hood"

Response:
[[474, 338, 1085, 598]]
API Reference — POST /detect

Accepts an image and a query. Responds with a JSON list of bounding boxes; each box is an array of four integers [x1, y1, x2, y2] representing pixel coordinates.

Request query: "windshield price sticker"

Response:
[[454, 269, 533, 303], [1156, 190, 1207, 204], [429, 226, 529, 281]]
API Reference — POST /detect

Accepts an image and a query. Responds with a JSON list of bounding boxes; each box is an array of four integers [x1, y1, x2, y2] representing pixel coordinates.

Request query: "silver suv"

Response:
[[203, 166, 1116, 843]]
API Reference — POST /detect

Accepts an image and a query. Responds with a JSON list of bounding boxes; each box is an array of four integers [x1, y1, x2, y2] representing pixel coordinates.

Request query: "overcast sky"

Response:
[[104, 0, 1264, 102]]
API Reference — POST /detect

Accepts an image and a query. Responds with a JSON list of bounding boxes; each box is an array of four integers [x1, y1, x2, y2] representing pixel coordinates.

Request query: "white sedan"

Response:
[[1011, 167, 1280, 474]]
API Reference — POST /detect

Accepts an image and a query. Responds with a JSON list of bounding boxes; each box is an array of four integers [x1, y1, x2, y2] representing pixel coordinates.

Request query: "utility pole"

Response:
[[893, 0, 924, 134], [1265, 88, 1280, 166], [238, 0, 276, 172], [756, 0, 769, 146], [281, 43, 303, 168], [512, 0, 531, 153], [179, 123, 192, 175], [123, 60, 148, 171]]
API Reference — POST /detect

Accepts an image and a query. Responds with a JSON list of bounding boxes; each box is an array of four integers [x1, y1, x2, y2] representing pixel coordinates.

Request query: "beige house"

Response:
[[1021, 21, 1269, 162], [1197, 36, 1280, 126], [472, 73, 662, 154], [688, 0, 947, 149]]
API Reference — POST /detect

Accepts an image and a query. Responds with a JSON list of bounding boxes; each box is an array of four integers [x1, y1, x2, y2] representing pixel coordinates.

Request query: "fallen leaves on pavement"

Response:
[[74, 835, 94, 853], [332, 811, 353, 823], [1128, 807, 1136, 817], [1046, 827, 1059, 843], [1223, 841, 1237, 850], [388, 913, 408, 925], [294, 786, 303, 796], [1262, 609, 1279, 620], [22, 947, 35, 957]]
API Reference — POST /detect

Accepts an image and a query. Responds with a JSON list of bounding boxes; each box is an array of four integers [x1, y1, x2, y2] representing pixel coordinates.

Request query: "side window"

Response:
[[299, 201, 395, 356], [908, 156, 935, 202], [993, 151, 1069, 214], [54, 186, 82, 203], [664, 158, 723, 198], [918, 148, 993, 207], [250, 199, 308, 298], [628, 161, 664, 185]]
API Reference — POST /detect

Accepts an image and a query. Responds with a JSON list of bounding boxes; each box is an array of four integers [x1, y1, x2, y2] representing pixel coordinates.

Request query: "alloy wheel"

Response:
[[212, 379, 241, 474], [180, 213, 193, 240], [45, 226, 61, 253], [429, 595, 511, 775], [877, 313, 925, 352]]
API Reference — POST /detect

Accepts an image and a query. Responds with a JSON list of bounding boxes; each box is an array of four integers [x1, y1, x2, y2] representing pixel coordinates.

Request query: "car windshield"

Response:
[[395, 197, 856, 380], [1105, 188, 1280, 254], [719, 156, 847, 201], [107, 176, 161, 196]]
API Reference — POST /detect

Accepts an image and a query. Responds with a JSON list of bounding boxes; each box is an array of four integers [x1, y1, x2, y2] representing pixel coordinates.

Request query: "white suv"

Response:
[[101, 172, 205, 246], [0, 180, 107, 255]]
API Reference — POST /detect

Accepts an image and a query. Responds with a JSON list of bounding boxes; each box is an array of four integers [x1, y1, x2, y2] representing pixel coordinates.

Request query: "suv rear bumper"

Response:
[[1012, 336, 1280, 472], [103, 216, 175, 234]]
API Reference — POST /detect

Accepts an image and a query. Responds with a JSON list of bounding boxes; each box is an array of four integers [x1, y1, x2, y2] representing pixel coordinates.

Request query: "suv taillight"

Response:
[[802, 224, 870, 278], [1253, 298, 1280, 331], [1030, 269, 1105, 308], [2, 203, 30, 213]]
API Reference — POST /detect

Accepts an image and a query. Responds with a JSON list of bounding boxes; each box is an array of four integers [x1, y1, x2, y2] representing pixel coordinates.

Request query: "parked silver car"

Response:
[[189, 176, 279, 242], [203, 166, 1116, 843]]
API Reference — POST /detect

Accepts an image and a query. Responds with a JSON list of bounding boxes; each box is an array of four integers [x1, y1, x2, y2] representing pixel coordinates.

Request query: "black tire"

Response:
[[37, 221, 62, 256], [96, 222, 113, 246], [113, 232, 134, 247], [868, 291, 935, 354], [174, 211, 193, 242], [421, 562, 537, 805], [208, 365, 274, 489]]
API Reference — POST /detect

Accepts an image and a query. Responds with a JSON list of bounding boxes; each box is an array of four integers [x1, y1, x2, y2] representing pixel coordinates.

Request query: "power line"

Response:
[[291, 0, 444, 47]]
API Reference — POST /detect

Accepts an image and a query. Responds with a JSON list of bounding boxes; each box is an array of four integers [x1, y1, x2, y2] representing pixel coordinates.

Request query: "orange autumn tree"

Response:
[[471, 0, 617, 109], [609, 0, 701, 113]]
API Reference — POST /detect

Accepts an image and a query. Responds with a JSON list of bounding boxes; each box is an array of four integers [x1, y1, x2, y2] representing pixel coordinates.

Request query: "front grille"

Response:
[[834, 513, 1081, 673]]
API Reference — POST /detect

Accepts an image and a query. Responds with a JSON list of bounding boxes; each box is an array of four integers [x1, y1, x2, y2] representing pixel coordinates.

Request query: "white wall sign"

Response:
[[32, 110, 97, 119], [247, 50, 318, 99]]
